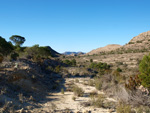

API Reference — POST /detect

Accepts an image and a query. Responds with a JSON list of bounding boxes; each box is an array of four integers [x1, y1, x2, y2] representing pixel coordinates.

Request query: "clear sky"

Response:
[[0, 0, 150, 53]]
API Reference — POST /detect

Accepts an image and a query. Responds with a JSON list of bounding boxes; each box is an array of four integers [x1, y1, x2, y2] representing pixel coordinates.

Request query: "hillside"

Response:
[[122, 31, 150, 50], [87, 44, 122, 55]]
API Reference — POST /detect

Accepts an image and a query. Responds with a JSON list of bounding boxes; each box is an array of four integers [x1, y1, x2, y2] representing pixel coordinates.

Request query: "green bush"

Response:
[[89, 62, 110, 71], [128, 42, 135, 44], [90, 59, 93, 62], [63, 59, 76, 66], [117, 68, 122, 72], [138, 53, 150, 90], [0, 36, 14, 56], [10, 52, 19, 60]]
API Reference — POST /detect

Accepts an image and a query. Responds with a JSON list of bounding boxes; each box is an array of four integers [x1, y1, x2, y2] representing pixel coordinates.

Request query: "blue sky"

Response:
[[0, 0, 150, 53]]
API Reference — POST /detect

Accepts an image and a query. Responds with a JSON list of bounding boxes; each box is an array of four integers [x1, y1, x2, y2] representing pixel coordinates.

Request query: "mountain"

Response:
[[87, 44, 122, 55], [63, 52, 85, 56]]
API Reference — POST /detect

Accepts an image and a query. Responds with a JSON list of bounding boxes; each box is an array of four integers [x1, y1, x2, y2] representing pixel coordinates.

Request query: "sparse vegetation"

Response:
[[91, 94, 105, 108], [72, 96, 76, 101], [88, 79, 94, 86], [95, 78, 102, 90], [73, 85, 84, 97], [75, 79, 79, 83], [63, 59, 76, 66], [61, 88, 64, 94], [116, 102, 133, 113]]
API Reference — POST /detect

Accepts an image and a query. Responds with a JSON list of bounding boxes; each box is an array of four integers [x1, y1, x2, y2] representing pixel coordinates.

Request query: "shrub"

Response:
[[117, 67, 122, 72], [138, 53, 150, 90], [116, 102, 133, 113], [75, 79, 79, 83], [88, 79, 94, 86], [136, 106, 150, 113], [89, 90, 98, 99], [103, 101, 116, 109], [55, 65, 61, 73], [73, 85, 84, 97], [63, 59, 76, 66], [116, 62, 123, 65], [128, 42, 135, 44], [10, 52, 19, 60], [95, 78, 102, 90], [72, 96, 76, 101], [61, 88, 64, 94], [0, 36, 14, 56], [90, 59, 93, 62], [89, 62, 110, 71], [125, 75, 141, 90], [136, 40, 143, 43], [91, 94, 105, 108]]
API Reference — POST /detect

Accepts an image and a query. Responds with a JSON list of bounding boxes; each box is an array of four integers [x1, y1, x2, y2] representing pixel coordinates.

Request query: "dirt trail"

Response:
[[33, 77, 116, 113]]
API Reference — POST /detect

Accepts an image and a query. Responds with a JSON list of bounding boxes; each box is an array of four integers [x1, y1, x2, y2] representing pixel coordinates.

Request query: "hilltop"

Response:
[[122, 31, 150, 50]]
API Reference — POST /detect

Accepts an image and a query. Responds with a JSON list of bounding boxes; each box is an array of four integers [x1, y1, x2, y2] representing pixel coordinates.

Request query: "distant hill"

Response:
[[63, 52, 85, 56], [87, 31, 150, 55], [87, 44, 122, 55]]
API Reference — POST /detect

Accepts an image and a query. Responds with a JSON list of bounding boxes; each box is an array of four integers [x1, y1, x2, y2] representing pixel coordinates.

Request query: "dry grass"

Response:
[[73, 85, 84, 97], [116, 102, 134, 113], [90, 94, 105, 108], [88, 79, 94, 86], [94, 78, 102, 90]]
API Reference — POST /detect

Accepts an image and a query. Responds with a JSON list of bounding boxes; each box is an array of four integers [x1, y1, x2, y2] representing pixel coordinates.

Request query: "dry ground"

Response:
[[33, 77, 116, 113]]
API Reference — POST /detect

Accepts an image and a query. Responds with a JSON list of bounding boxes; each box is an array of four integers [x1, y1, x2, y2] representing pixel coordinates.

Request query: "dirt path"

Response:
[[33, 77, 116, 113]]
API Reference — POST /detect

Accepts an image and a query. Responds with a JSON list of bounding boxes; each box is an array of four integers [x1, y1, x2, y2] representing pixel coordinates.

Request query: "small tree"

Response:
[[71, 59, 76, 66], [139, 53, 150, 90], [0, 36, 13, 55], [90, 59, 93, 63], [9, 35, 26, 47]]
